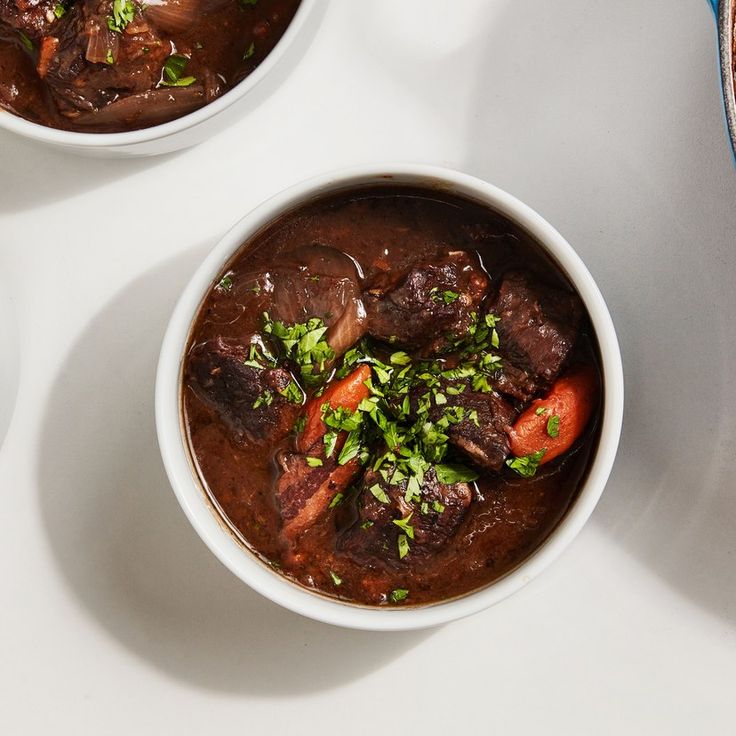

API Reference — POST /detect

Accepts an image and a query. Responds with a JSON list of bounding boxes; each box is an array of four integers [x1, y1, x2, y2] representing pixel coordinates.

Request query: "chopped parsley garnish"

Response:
[[435, 463, 479, 484], [389, 351, 411, 366], [547, 415, 560, 438], [252, 389, 273, 409], [217, 274, 234, 291], [279, 380, 304, 404], [323, 430, 338, 458], [337, 429, 362, 465], [392, 513, 415, 539], [389, 588, 409, 603], [262, 313, 335, 386], [329, 570, 342, 586], [429, 287, 460, 305], [361, 520, 374, 529], [105, 48, 114, 65], [305, 457, 323, 468], [53, 3, 66, 18], [18, 32, 34, 52], [535, 406, 548, 416], [397, 533, 410, 559], [506, 449, 546, 478], [107, 0, 135, 33], [160, 54, 196, 87], [369, 483, 390, 504], [243, 41, 255, 59], [328, 492, 344, 508]]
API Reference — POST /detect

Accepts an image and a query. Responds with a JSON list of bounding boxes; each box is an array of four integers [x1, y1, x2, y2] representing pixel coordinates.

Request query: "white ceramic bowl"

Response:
[[0, 282, 19, 451], [0, 0, 319, 157], [156, 164, 624, 631]]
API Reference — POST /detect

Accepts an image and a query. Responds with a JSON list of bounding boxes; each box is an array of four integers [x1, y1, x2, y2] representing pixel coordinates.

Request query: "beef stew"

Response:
[[182, 186, 603, 607]]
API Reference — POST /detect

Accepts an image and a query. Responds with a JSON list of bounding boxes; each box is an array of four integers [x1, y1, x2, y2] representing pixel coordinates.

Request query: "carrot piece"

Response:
[[297, 364, 372, 453], [508, 364, 599, 465], [36, 36, 59, 78]]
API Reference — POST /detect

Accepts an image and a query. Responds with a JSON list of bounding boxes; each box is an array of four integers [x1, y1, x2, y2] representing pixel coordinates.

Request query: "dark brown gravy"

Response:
[[182, 186, 601, 606]]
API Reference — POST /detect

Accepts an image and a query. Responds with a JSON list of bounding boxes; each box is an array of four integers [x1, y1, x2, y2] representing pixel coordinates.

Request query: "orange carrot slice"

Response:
[[508, 364, 599, 465], [297, 364, 372, 453]]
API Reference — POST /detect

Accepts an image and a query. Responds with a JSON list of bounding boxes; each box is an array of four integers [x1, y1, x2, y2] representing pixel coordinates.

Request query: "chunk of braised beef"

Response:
[[185, 336, 300, 446], [443, 390, 516, 472], [363, 251, 489, 355], [340, 467, 472, 564], [276, 453, 361, 542], [407, 379, 516, 472], [492, 271, 582, 386], [491, 361, 540, 404]]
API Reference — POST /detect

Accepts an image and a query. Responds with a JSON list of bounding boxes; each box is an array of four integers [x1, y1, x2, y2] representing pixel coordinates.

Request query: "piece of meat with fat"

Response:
[[491, 271, 582, 393], [270, 244, 367, 360], [363, 250, 489, 355], [443, 389, 516, 472], [407, 379, 517, 471], [340, 467, 472, 564], [186, 336, 300, 446], [276, 454, 361, 542]]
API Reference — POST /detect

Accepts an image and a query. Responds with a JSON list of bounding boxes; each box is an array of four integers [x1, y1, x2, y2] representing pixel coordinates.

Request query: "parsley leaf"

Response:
[[547, 415, 560, 438], [506, 449, 547, 478], [392, 513, 415, 539], [435, 463, 479, 484], [160, 54, 196, 87], [217, 274, 234, 291], [369, 483, 389, 504], [397, 533, 410, 559], [329, 570, 342, 586], [389, 588, 409, 603], [107, 0, 135, 33]]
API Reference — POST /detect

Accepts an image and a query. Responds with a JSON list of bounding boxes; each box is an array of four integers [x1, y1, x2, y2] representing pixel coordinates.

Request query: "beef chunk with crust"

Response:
[[443, 390, 516, 472], [186, 336, 300, 446], [276, 454, 361, 542], [340, 466, 472, 564], [492, 271, 582, 390], [363, 251, 489, 355]]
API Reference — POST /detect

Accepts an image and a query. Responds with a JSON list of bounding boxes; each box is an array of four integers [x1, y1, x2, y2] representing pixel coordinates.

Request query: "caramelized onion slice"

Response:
[[270, 245, 367, 358], [85, 18, 118, 64], [72, 86, 205, 129], [144, 0, 200, 34]]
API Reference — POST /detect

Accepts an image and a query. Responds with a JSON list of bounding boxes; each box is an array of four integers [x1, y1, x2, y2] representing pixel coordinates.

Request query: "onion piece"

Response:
[[84, 18, 118, 64], [270, 245, 367, 359], [143, 0, 199, 34], [72, 85, 205, 129]]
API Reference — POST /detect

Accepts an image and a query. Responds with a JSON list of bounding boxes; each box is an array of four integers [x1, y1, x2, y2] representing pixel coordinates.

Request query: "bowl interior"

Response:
[[156, 165, 624, 630]]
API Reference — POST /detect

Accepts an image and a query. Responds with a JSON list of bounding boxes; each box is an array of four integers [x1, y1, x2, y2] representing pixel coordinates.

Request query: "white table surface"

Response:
[[2, 0, 735, 733]]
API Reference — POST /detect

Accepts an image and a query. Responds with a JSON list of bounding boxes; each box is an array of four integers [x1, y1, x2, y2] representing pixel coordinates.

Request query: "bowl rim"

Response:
[[155, 163, 624, 631], [0, 0, 316, 148]]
